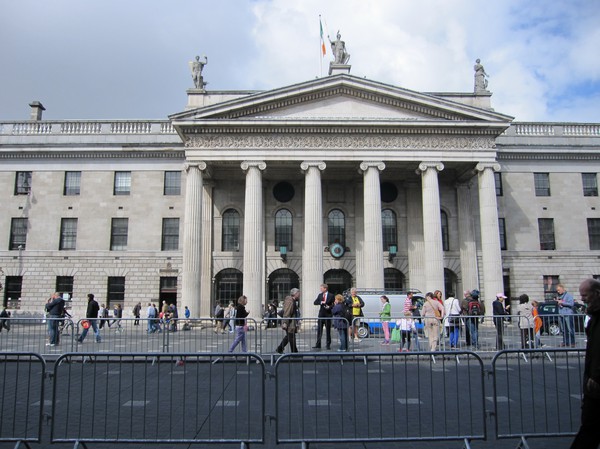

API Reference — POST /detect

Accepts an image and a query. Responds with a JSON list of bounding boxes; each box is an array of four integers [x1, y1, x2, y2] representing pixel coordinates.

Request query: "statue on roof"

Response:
[[329, 31, 350, 65], [190, 55, 208, 89], [474, 58, 489, 93]]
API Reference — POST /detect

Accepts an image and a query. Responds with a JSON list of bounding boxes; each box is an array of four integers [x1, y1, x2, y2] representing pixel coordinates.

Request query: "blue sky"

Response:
[[1, 0, 598, 122]]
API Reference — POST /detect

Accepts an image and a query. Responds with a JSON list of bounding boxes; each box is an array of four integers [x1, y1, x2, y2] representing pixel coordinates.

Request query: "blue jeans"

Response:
[[561, 313, 575, 346], [78, 319, 101, 342], [229, 326, 247, 352], [466, 318, 479, 348], [448, 325, 460, 347], [337, 327, 348, 351], [48, 316, 60, 345]]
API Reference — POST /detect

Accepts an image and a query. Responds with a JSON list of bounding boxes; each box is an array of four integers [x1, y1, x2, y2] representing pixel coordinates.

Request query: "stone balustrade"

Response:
[[1, 120, 177, 135]]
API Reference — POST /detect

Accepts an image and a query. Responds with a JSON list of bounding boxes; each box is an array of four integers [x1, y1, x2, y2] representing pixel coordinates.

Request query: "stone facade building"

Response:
[[1, 69, 599, 318]]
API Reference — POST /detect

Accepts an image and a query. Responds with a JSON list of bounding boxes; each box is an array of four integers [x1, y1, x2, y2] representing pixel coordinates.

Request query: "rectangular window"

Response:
[[107, 276, 125, 306], [56, 276, 74, 304], [3, 276, 23, 309], [9, 218, 28, 250], [538, 218, 556, 250], [161, 218, 180, 250], [59, 218, 78, 250], [64, 171, 81, 196], [494, 172, 503, 196], [588, 218, 600, 250], [113, 171, 131, 196], [534, 173, 551, 197], [583, 173, 598, 197], [164, 171, 181, 195], [499, 217, 507, 250], [110, 218, 129, 250], [15, 171, 32, 195], [159, 277, 178, 305], [543, 275, 559, 301]]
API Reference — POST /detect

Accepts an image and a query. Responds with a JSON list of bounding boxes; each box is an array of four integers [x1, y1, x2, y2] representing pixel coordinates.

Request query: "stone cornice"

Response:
[[185, 133, 496, 150], [0, 150, 185, 160], [497, 152, 600, 161]]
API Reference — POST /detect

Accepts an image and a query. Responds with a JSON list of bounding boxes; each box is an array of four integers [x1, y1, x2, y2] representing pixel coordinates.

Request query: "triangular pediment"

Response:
[[170, 74, 513, 125]]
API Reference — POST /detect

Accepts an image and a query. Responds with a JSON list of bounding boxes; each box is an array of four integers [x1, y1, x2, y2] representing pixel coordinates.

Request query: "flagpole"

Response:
[[319, 15, 323, 78]]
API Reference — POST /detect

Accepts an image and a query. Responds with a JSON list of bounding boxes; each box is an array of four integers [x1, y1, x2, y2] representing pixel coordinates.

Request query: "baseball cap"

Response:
[[496, 293, 507, 299]]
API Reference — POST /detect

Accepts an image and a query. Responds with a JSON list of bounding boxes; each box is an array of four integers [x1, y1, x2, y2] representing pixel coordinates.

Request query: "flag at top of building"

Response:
[[319, 16, 327, 56]]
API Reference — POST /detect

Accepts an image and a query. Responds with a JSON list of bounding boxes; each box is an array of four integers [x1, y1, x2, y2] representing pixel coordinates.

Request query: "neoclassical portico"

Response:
[[173, 74, 512, 315]]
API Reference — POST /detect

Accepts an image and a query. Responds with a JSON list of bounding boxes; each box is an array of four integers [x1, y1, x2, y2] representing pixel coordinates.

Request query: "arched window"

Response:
[[215, 269, 243, 305], [222, 209, 240, 251], [382, 209, 397, 250], [268, 269, 299, 305], [328, 209, 345, 247], [384, 268, 405, 291], [275, 209, 293, 251], [441, 210, 449, 251]]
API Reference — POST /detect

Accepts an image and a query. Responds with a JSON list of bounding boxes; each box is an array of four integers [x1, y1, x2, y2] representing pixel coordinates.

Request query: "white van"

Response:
[[342, 289, 424, 338]]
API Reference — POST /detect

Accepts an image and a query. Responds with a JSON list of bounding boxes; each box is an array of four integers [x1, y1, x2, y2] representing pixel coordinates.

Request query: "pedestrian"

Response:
[[348, 288, 365, 342], [570, 278, 600, 448], [517, 294, 535, 349], [98, 303, 108, 329], [531, 300, 543, 348], [460, 290, 472, 345], [312, 283, 335, 350], [276, 288, 301, 354], [133, 302, 141, 325], [169, 303, 178, 332], [444, 292, 461, 349], [213, 301, 225, 334], [493, 293, 509, 350], [184, 305, 191, 321], [557, 283, 576, 347], [147, 302, 157, 333], [379, 295, 391, 345], [45, 292, 65, 346], [228, 295, 249, 353], [331, 294, 349, 351], [77, 293, 101, 343], [465, 290, 484, 349], [396, 311, 416, 352], [113, 304, 123, 332], [0, 307, 10, 332], [421, 291, 445, 351]]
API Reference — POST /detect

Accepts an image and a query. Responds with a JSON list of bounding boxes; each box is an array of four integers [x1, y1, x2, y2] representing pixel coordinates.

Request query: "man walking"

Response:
[[557, 283, 576, 347], [78, 293, 101, 343], [493, 293, 509, 350], [571, 278, 600, 448], [276, 288, 301, 354], [313, 284, 335, 350], [45, 292, 65, 346]]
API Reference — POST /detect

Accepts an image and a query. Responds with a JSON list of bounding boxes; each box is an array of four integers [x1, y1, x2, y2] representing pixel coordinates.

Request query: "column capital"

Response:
[[184, 161, 207, 172], [474, 162, 501, 173], [359, 161, 386, 172], [241, 161, 266, 171], [416, 161, 444, 175], [300, 161, 326, 171]]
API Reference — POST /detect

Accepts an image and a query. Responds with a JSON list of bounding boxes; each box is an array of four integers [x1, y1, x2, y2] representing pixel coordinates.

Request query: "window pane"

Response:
[[215, 269, 243, 305], [114, 172, 131, 195], [499, 217, 506, 250], [583, 173, 598, 197], [110, 218, 129, 250], [60, 218, 78, 250], [3, 276, 23, 309], [222, 209, 240, 251], [9, 218, 28, 250], [538, 218, 555, 250], [275, 209, 293, 251], [441, 210, 449, 251], [543, 275, 559, 300], [162, 218, 180, 250], [534, 173, 550, 196], [494, 172, 503, 196], [64, 171, 81, 196], [107, 276, 125, 306], [328, 209, 345, 247], [382, 209, 397, 249], [56, 276, 74, 304], [164, 171, 181, 195], [588, 218, 600, 250], [15, 172, 32, 195], [384, 268, 404, 291]]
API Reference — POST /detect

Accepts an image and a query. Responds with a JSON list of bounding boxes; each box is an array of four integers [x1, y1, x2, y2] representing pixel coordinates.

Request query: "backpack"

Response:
[[342, 299, 354, 324], [468, 300, 481, 316]]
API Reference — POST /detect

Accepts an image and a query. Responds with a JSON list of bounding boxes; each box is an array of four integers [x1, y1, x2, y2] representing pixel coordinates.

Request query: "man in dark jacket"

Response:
[[276, 288, 301, 354], [45, 292, 65, 346], [313, 283, 335, 349], [571, 278, 600, 448], [77, 293, 101, 343]]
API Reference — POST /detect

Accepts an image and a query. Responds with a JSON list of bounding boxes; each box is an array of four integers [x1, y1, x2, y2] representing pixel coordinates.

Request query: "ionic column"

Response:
[[301, 161, 325, 315], [199, 181, 214, 317], [241, 161, 266, 317], [406, 181, 425, 292], [182, 162, 206, 317], [360, 161, 385, 289], [476, 162, 503, 314], [418, 162, 445, 295], [457, 182, 479, 294]]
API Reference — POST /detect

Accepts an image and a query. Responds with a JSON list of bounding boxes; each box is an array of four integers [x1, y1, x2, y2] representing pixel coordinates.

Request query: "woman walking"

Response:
[[228, 296, 249, 353], [422, 292, 445, 351]]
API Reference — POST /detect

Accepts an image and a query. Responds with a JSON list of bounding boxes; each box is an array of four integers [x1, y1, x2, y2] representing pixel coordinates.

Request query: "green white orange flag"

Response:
[[320, 17, 327, 56]]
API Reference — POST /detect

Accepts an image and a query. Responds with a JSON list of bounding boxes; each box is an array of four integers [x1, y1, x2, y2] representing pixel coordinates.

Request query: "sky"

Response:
[[1, 0, 599, 123]]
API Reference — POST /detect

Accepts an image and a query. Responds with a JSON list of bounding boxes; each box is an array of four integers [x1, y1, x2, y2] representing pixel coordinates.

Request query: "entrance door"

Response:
[[324, 269, 352, 296], [159, 277, 178, 305]]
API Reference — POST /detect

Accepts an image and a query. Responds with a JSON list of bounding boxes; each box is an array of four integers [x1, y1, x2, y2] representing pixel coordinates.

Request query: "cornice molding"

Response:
[[0, 151, 185, 160], [185, 134, 496, 150], [497, 152, 600, 161]]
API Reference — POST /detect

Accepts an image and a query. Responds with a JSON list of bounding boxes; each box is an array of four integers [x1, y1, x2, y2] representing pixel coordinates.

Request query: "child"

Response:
[[396, 311, 416, 352], [332, 294, 349, 351], [531, 300, 543, 348]]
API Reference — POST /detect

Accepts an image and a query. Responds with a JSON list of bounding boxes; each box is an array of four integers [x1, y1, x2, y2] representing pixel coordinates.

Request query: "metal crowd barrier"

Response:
[[0, 352, 46, 446], [0, 317, 75, 355], [491, 348, 584, 445], [50, 352, 265, 446], [274, 351, 487, 447]]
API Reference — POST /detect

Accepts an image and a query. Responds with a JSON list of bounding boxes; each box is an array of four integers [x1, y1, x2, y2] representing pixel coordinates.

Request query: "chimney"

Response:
[[29, 101, 46, 121]]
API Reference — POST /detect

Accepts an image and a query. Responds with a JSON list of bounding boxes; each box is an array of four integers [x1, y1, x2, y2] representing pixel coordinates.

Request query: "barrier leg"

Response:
[[516, 436, 531, 449]]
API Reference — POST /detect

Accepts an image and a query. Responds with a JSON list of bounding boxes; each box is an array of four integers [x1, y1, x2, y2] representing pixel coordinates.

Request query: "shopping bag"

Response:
[[391, 327, 401, 343]]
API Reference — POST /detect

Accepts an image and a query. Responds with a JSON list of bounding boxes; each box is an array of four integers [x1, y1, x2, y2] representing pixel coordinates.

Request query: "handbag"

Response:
[[391, 327, 401, 343], [81, 320, 90, 330]]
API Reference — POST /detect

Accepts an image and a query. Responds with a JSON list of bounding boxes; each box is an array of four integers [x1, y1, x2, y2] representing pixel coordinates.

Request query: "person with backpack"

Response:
[[332, 294, 350, 351], [464, 290, 485, 349]]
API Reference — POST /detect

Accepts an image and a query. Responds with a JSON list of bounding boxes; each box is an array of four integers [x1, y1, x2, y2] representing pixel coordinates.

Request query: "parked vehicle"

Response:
[[536, 300, 587, 336], [342, 289, 424, 338]]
